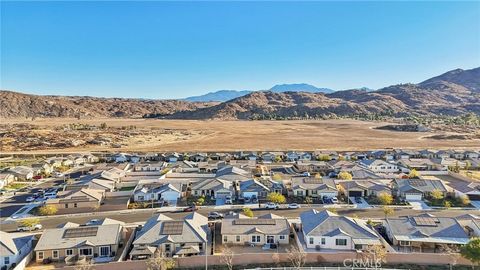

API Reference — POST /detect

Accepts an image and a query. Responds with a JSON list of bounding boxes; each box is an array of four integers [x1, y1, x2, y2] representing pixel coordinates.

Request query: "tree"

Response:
[[38, 205, 58, 216], [382, 206, 394, 219], [444, 201, 452, 209], [459, 195, 471, 206], [274, 156, 283, 163], [430, 189, 444, 201], [146, 251, 176, 270], [408, 169, 420, 179], [317, 155, 331, 161], [314, 173, 321, 179], [461, 238, 480, 268], [242, 208, 254, 218], [271, 173, 282, 181], [362, 245, 386, 269], [196, 196, 205, 206], [337, 171, 353, 180], [377, 193, 393, 205], [286, 245, 306, 269], [267, 192, 286, 204], [19, 218, 40, 230], [99, 122, 108, 130], [220, 245, 234, 270], [304, 196, 313, 205]]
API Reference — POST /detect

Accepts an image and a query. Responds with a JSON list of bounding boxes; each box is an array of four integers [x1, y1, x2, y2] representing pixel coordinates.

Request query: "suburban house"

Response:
[[130, 213, 209, 259], [133, 162, 165, 172], [46, 188, 105, 210], [260, 152, 284, 163], [448, 179, 480, 201], [198, 161, 226, 173], [0, 231, 34, 270], [239, 179, 270, 200], [133, 183, 181, 205], [189, 153, 208, 162], [465, 151, 479, 160], [221, 214, 290, 246], [294, 161, 333, 174], [190, 178, 234, 199], [392, 178, 449, 200], [34, 223, 125, 263], [31, 163, 53, 175], [0, 173, 15, 189], [291, 177, 337, 199], [384, 214, 470, 252], [337, 180, 392, 198], [300, 209, 382, 251], [215, 166, 251, 182], [8, 166, 34, 181], [286, 152, 312, 162], [431, 158, 467, 171], [165, 153, 181, 163], [359, 159, 399, 174], [456, 214, 480, 237], [397, 159, 437, 172]]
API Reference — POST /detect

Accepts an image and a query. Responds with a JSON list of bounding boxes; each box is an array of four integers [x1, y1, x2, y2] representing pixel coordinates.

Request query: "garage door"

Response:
[[468, 194, 480, 201], [349, 191, 363, 197], [405, 194, 422, 200]]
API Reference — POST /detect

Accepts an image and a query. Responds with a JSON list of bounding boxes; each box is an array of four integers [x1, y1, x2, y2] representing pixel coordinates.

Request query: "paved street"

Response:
[[1, 205, 478, 232]]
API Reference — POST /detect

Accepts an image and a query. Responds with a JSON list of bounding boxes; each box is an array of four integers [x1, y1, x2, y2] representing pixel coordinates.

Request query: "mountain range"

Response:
[[1, 67, 479, 119], [184, 83, 334, 102]]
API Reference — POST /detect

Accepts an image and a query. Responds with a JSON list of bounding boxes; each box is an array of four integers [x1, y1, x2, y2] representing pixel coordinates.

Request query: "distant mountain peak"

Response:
[[269, 83, 334, 94]]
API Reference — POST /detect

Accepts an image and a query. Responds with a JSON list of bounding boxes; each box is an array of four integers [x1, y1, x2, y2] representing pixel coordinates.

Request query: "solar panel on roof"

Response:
[[413, 217, 438, 227], [233, 219, 276, 225], [303, 179, 324, 184], [63, 227, 99, 238], [408, 179, 427, 187], [161, 221, 184, 235]]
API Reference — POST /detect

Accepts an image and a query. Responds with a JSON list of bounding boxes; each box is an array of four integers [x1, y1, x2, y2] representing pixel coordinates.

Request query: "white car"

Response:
[[287, 203, 301, 209], [208, 212, 224, 220], [18, 224, 42, 232], [53, 172, 64, 178], [26, 196, 35, 202], [85, 219, 100, 226], [265, 202, 279, 209], [331, 197, 339, 203]]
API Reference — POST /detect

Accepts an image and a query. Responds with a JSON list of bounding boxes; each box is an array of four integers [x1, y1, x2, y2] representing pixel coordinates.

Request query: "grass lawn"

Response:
[[5, 183, 29, 190], [118, 186, 136, 191]]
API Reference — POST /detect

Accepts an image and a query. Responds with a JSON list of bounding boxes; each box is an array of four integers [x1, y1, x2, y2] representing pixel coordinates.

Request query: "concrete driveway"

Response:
[[470, 201, 480, 209], [407, 200, 431, 210]]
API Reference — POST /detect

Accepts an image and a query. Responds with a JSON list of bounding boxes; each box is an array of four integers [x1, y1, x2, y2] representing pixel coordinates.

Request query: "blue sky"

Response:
[[1, 1, 479, 99]]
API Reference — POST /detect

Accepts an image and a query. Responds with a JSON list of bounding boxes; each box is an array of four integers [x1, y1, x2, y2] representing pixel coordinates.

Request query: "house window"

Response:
[[279, 235, 285, 240], [309, 237, 314, 245], [194, 191, 198, 196], [165, 244, 171, 252], [53, 250, 59, 259], [65, 204, 69, 208], [224, 236, 228, 242], [38, 252, 44, 260], [236, 236, 240, 242], [66, 249, 73, 256], [79, 248, 93, 256], [100, 246, 110, 257], [311, 190, 317, 195], [4, 257, 10, 265], [74, 203, 78, 208], [335, 239, 347, 246], [321, 238, 325, 245], [354, 244, 363, 250], [399, 241, 411, 246], [251, 235, 261, 243]]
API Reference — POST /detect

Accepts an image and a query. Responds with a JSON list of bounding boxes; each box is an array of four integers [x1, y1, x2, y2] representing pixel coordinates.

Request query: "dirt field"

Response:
[[1, 118, 479, 153]]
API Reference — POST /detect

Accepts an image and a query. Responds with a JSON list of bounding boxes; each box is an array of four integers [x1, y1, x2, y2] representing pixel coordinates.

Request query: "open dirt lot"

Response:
[[1, 118, 479, 153]]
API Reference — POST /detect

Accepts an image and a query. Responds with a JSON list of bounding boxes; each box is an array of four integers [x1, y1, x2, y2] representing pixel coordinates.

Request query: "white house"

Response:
[[300, 209, 381, 251], [133, 183, 181, 205], [359, 159, 399, 173], [0, 231, 34, 270]]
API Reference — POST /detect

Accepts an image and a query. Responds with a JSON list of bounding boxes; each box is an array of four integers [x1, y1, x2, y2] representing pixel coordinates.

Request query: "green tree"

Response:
[[461, 238, 480, 268], [38, 205, 58, 216], [337, 171, 353, 180], [459, 195, 471, 206], [271, 174, 282, 181], [317, 155, 331, 161], [196, 196, 205, 206], [408, 169, 420, 179], [430, 189, 444, 201], [19, 218, 40, 230], [242, 207, 254, 218], [267, 192, 286, 204], [377, 193, 393, 205], [444, 201, 452, 209], [304, 196, 312, 205]]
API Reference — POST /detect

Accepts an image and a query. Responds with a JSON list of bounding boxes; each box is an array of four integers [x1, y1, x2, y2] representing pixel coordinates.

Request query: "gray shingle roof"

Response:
[[0, 231, 33, 256], [221, 216, 290, 235]]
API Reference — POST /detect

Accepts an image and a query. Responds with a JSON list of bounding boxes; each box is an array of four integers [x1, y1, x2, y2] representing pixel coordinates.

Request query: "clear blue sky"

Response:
[[1, 1, 479, 99]]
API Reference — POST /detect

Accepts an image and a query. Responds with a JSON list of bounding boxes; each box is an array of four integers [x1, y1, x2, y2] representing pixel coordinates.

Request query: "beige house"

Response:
[[221, 213, 290, 246], [46, 188, 104, 210], [34, 222, 124, 263]]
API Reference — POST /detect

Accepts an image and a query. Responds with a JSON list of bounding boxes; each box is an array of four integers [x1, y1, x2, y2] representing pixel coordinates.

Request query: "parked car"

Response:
[[183, 205, 198, 212], [53, 172, 64, 178], [225, 196, 233, 204], [33, 175, 42, 180], [265, 202, 279, 209], [355, 197, 362, 203], [208, 212, 224, 220], [287, 203, 300, 209], [18, 224, 42, 232], [26, 196, 35, 202], [331, 197, 339, 203], [301, 172, 310, 177], [85, 219, 100, 226]]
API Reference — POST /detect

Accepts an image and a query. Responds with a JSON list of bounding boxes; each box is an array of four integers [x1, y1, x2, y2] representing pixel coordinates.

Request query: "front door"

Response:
[[99, 246, 110, 257], [266, 235, 274, 244]]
